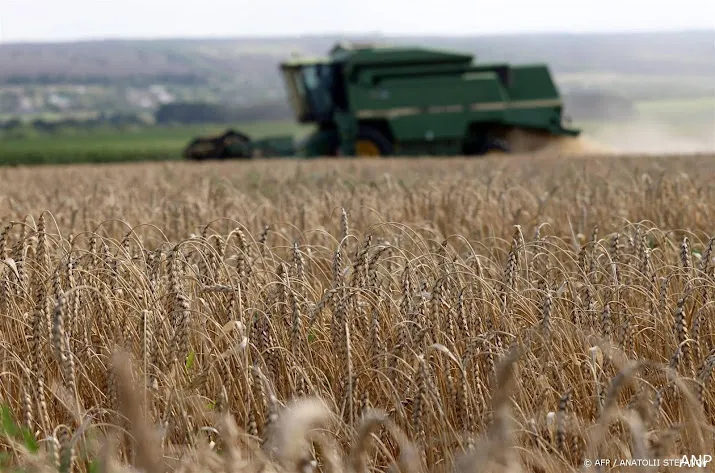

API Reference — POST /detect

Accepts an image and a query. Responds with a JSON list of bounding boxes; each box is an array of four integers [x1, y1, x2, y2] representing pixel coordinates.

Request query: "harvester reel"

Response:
[[183, 129, 253, 160]]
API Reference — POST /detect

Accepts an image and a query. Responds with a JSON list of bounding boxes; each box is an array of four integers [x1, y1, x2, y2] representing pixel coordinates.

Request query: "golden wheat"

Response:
[[0, 154, 713, 473]]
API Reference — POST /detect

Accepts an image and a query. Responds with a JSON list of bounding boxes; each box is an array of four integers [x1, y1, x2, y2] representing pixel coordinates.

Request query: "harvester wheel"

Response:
[[354, 127, 393, 158], [356, 139, 381, 157]]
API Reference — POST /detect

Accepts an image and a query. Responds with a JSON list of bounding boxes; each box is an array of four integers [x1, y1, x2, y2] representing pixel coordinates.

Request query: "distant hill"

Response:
[[2, 30, 713, 83], [0, 30, 713, 120]]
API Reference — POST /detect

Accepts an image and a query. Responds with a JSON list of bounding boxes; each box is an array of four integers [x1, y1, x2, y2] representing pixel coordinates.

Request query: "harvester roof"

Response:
[[279, 42, 475, 69], [331, 42, 474, 67], [280, 56, 331, 68]]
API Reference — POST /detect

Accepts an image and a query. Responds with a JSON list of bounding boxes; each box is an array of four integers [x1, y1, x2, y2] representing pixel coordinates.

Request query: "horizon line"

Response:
[[1, 27, 713, 46]]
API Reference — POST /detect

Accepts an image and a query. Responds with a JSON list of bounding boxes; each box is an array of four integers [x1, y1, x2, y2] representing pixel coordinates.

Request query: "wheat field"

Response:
[[0, 154, 714, 473]]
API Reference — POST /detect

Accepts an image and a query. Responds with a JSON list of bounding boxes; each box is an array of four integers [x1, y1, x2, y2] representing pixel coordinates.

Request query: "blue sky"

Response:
[[1, 0, 714, 43]]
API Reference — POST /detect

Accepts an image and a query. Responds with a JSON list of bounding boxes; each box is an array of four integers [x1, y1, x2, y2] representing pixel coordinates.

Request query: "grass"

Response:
[[1, 98, 712, 166], [0, 154, 713, 472], [0, 120, 313, 165]]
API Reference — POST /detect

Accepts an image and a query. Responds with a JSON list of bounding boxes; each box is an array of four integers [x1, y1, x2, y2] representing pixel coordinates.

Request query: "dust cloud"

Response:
[[586, 119, 715, 154], [502, 119, 714, 156], [504, 128, 615, 156]]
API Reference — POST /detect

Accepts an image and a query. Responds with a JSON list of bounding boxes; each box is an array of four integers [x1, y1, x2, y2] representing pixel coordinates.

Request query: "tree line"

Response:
[[154, 99, 292, 124]]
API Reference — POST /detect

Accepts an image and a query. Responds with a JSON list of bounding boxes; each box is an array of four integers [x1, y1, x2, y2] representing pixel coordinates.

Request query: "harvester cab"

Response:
[[279, 42, 387, 126], [280, 60, 340, 125]]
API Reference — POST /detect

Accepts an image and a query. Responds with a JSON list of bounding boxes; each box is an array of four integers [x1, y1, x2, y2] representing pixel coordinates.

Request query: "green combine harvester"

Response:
[[183, 41, 580, 159]]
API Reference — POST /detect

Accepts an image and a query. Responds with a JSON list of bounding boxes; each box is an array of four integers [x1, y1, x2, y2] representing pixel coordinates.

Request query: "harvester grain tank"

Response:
[[184, 41, 580, 159]]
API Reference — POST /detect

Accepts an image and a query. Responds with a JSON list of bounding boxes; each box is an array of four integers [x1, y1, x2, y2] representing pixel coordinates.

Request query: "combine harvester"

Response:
[[184, 41, 589, 159]]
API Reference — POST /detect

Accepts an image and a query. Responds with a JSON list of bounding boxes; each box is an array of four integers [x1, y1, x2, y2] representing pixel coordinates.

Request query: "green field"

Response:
[[1, 97, 712, 166], [0, 120, 313, 165]]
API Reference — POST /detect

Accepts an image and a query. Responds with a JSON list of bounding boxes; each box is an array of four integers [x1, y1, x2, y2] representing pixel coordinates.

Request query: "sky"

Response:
[[0, 0, 714, 43]]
